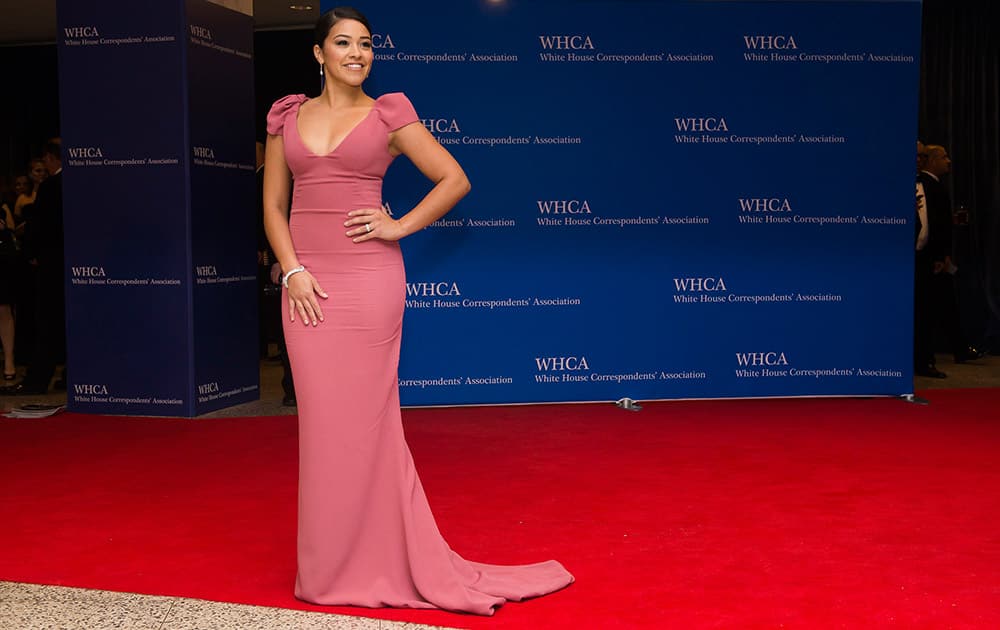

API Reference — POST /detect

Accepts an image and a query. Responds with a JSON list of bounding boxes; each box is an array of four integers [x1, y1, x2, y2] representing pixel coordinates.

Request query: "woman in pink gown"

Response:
[[262, 7, 573, 616]]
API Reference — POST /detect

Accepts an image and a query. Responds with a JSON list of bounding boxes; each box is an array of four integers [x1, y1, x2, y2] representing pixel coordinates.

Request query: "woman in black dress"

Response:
[[0, 184, 20, 380]]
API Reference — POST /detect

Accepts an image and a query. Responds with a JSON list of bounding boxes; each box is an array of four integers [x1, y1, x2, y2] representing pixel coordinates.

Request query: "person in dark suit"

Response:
[[257, 141, 296, 406], [1, 140, 66, 395], [915, 144, 983, 378], [256, 141, 272, 359], [913, 142, 937, 376]]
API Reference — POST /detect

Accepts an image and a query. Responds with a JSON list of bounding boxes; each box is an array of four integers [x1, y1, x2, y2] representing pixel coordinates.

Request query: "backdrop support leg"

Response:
[[616, 398, 643, 412]]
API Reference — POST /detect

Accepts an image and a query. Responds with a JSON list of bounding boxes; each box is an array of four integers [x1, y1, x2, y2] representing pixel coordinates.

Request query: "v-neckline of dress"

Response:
[[294, 98, 377, 157]]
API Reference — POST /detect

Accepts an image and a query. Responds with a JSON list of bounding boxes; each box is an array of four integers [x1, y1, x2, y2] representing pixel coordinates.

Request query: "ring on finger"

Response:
[[365, 223, 372, 233]]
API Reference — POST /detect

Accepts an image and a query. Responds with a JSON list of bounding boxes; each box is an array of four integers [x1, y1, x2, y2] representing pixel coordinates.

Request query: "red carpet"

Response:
[[2, 390, 999, 628]]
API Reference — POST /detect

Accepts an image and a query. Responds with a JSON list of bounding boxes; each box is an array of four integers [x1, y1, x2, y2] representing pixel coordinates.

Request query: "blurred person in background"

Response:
[[918, 144, 984, 374], [2, 140, 65, 395], [0, 190, 18, 380], [6, 174, 34, 366], [14, 158, 47, 220]]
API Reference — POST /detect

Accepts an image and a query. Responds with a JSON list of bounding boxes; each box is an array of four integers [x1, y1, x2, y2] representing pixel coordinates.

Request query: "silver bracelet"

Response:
[[281, 265, 306, 288]]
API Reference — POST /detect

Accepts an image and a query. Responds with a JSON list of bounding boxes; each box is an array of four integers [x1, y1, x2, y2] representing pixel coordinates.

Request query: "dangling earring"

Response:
[[319, 63, 324, 76]]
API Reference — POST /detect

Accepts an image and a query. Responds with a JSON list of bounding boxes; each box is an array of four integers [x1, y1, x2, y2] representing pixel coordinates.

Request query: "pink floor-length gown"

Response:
[[267, 93, 573, 615]]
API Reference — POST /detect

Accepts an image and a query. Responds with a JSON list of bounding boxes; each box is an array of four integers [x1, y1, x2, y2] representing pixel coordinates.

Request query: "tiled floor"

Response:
[[913, 350, 1000, 390], [1, 351, 996, 628], [0, 582, 454, 630]]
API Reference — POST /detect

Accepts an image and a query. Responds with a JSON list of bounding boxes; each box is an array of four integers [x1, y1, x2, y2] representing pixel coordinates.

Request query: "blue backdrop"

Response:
[[312, 0, 923, 406], [58, 0, 258, 416]]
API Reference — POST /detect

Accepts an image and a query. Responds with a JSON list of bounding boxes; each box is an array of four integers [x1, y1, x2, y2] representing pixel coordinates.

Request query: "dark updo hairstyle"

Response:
[[314, 7, 373, 47]]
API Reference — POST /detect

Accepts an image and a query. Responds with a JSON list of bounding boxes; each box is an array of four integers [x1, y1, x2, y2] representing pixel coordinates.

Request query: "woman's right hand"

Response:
[[286, 270, 328, 326]]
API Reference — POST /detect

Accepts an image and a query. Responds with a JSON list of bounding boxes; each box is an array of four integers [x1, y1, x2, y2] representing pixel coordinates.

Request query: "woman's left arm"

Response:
[[1, 204, 14, 230], [14, 194, 30, 218], [345, 123, 470, 242]]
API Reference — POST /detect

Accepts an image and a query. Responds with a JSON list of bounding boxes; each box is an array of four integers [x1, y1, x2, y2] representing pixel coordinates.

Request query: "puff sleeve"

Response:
[[266, 94, 307, 136], [377, 92, 419, 131]]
